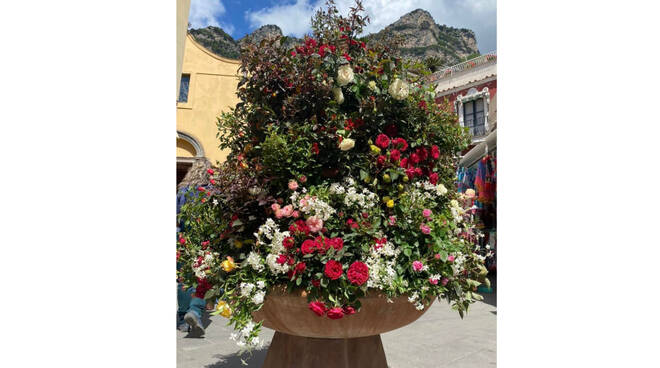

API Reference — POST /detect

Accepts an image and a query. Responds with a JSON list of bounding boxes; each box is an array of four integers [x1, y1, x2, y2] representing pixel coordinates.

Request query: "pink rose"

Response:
[[388, 216, 397, 226], [447, 255, 455, 263], [271, 203, 280, 212], [420, 224, 431, 234], [281, 205, 293, 217], [441, 278, 449, 286], [422, 209, 432, 218], [412, 261, 424, 272], [288, 180, 299, 191], [292, 210, 300, 218], [306, 216, 324, 233], [434, 253, 441, 260], [429, 277, 439, 285]]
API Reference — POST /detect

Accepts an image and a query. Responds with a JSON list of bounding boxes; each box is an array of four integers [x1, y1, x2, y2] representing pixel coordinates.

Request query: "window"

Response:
[[178, 74, 190, 103], [463, 98, 485, 137]]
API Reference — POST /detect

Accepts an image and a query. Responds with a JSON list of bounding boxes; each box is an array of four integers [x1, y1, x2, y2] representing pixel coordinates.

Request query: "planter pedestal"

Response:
[[253, 286, 433, 368], [262, 332, 387, 368]]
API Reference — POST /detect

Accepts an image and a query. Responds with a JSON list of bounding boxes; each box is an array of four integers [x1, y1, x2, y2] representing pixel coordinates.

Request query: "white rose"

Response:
[[388, 78, 409, 100], [333, 87, 344, 104], [337, 64, 354, 86], [368, 80, 377, 91], [339, 138, 355, 151], [437, 184, 448, 195]]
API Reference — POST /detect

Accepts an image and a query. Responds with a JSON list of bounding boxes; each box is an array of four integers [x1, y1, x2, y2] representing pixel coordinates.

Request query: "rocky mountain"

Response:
[[188, 9, 478, 67], [368, 9, 479, 65], [189, 26, 240, 59]]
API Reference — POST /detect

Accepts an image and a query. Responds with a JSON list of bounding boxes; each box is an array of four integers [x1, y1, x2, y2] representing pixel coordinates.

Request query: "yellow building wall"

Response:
[[177, 33, 240, 165]]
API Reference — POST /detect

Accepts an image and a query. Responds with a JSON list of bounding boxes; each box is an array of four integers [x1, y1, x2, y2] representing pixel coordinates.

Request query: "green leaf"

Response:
[[403, 248, 412, 257], [296, 277, 302, 286]]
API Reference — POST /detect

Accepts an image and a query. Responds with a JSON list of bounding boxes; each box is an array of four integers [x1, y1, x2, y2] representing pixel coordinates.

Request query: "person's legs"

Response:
[[184, 297, 206, 336], [177, 283, 194, 331]]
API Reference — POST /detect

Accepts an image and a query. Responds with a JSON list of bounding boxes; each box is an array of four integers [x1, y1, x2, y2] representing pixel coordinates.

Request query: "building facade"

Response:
[[176, 33, 241, 182]]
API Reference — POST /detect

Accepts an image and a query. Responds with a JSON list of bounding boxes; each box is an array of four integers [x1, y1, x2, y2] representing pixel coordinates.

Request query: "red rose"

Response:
[[360, 41, 366, 50], [309, 301, 327, 316], [342, 305, 356, 315], [343, 53, 351, 61], [311, 279, 321, 288], [375, 134, 390, 149], [328, 237, 344, 251], [276, 254, 287, 265], [415, 167, 423, 176], [291, 51, 296, 56], [400, 157, 409, 168], [197, 186, 205, 192], [405, 167, 416, 179], [329, 45, 336, 53], [209, 179, 216, 185], [201, 240, 210, 249], [294, 262, 306, 275], [417, 147, 428, 161], [207, 169, 214, 175], [324, 260, 343, 280], [301, 239, 318, 255], [377, 155, 386, 166], [178, 237, 186, 245], [431, 145, 440, 160], [347, 261, 369, 286], [389, 149, 401, 162], [283, 236, 295, 249], [315, 236, 331, 254], [311, 143, 320, 155], [287, 255, 296, 265], [327, 307, 344, 320], [392, 137, 408, 151], [411, 153, 420, 164], [429, 172, 439, 184]]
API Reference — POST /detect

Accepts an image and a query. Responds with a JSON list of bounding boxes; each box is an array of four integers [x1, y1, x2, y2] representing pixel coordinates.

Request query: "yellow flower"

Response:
[[370, 145, 381, 154], [216, 301, 232, 318], [386, 199, 395, 208], [234, 240, 243, 249], [382, 174, 391, 183], [221, 256, 236, 272]]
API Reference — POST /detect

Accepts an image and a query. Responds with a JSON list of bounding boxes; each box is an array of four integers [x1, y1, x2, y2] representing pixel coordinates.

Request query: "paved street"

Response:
[[177, 282, 496, 368]]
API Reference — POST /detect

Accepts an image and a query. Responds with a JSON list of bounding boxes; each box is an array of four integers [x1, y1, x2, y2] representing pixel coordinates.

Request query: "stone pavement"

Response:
[[177, 284, 496, 368]]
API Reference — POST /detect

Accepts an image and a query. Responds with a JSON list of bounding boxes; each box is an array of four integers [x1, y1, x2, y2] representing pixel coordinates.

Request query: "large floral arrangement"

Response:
[[177, 0, 491, 351]]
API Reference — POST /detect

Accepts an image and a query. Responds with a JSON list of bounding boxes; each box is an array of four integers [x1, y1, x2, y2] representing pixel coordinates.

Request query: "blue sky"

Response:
[[189, 0, 496, 53]]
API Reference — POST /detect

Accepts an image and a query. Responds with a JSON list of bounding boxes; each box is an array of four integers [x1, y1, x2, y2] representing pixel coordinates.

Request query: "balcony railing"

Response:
[[433, 51, 497, 82]]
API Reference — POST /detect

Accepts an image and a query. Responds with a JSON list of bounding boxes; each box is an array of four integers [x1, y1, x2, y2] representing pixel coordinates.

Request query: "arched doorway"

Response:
[[176, 131, 205, 185]]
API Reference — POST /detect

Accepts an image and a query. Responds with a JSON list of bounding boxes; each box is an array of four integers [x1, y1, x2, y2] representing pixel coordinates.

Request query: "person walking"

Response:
[[176, 158, 214, 337]]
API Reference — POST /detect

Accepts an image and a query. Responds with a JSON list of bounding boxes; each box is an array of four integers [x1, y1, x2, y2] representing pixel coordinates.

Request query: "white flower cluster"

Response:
[[230, 321, 263, 349], [192, 251, 217, 279], [407, 292, 425, 310], [265, 253, 290, 275], [253, 218, 293, 276], [328, 179, 378, 209], [239, 281, 267, 306], [451, 253, 467, 276], [415, 181, 448, 197], [388, 78, 410, 100], [364, 238, 400, 291], [449, 199, 465, 223], [246, 251, 264, 272], [290, 192, 336, 221]]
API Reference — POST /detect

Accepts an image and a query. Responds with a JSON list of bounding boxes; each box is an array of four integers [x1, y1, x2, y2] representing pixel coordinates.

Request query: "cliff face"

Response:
[[368, 9, 479, 65], [188, 9, 479, 66], [189, 26, 240, 59]]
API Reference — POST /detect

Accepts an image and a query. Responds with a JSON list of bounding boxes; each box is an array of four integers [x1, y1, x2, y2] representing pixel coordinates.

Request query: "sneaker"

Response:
[[184, 311, 205, 337]]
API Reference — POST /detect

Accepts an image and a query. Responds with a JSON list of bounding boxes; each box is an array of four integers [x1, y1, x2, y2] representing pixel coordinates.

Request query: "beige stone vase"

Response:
[[252, 285, 434, 368]]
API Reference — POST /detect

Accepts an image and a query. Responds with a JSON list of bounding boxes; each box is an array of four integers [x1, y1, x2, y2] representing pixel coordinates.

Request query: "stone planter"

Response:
[[252, 286, 434, 368]]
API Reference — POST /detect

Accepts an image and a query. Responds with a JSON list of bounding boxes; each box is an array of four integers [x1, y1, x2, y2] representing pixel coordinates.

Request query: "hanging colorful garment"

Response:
[[476, 155, 496, 204]]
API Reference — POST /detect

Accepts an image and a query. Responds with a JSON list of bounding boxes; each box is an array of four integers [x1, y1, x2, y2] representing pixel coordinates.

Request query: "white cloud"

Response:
[[189, 0, 235, 35], [246, 0, 317, 37], [245, 0, 496, 52]]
